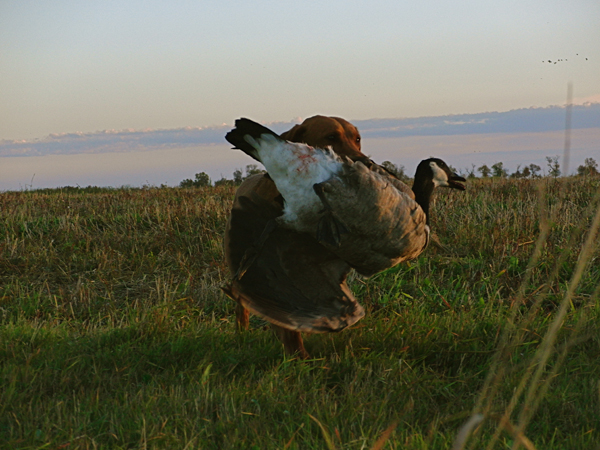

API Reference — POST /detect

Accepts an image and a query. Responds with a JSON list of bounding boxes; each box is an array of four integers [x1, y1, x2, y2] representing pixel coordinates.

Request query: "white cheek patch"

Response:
[[430, 162, 450, 187]]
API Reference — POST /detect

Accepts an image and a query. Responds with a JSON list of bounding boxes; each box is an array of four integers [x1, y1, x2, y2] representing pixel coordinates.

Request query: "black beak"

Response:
[[448, 173, 466, 190]]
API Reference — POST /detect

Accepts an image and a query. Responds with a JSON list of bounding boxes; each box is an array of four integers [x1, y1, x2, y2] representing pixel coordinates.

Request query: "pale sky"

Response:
[[2, 0, 599, 140], [1, 1, 599, 189]]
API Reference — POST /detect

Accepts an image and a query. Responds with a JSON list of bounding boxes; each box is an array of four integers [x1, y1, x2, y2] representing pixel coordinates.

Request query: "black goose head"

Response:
[[412, 158, 466, 223], [414, 158, 466, 192]]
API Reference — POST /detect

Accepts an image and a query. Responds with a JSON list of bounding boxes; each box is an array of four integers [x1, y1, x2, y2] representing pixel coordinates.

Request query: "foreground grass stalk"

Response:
[[471, 180, 553, 427], [453, 178, 600, 449], [512, 201, 600, 446]]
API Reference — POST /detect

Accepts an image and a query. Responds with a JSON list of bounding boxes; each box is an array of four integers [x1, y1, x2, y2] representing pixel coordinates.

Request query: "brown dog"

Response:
[[223, 115, 367, 358], [279, 115, 362, 159]]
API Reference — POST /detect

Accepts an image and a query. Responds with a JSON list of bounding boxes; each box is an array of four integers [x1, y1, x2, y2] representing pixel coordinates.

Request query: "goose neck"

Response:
[[412, 180, 434, 225]]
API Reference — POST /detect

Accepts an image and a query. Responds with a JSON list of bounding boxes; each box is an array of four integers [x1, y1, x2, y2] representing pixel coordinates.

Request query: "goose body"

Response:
[[314, 157, 466, 275], [313, 161, 428, 276], [225, 118, 465, 278]]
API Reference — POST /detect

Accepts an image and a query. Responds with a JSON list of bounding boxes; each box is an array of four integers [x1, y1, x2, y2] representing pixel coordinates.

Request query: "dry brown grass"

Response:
[[1, 176, 599, 449]]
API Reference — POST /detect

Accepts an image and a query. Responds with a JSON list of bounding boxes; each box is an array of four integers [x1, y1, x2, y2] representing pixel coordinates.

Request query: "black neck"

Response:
[[412, 179, 434, 225]]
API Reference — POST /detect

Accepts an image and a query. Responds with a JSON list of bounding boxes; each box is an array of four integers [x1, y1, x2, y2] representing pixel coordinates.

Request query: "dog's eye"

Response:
[[326, 134, 337, 141], [356, 136, 361, 143]]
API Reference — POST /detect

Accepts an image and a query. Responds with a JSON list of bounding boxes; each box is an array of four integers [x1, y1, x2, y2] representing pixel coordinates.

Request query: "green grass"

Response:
[[1, 177, 599, 449]]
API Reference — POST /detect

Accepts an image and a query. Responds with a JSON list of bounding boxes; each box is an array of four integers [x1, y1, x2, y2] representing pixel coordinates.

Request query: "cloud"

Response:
[[572, 94, 600, 105], [0, 125, 233, 157], [1, 104, 599, 157], [354, 103, 600, 138]]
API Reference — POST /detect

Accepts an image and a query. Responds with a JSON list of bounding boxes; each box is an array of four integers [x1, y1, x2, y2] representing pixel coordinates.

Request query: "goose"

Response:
[[225, 118, 465, 276], [223, 118, 465, 357]]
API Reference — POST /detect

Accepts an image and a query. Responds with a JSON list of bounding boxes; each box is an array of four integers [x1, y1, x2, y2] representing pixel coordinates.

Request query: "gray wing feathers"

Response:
[[230, 227, 365, 332], [224, 175, 364, 333], [315, 161, 429, 276]]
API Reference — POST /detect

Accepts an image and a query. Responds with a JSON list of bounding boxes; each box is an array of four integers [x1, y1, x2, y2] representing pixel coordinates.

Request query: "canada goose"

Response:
[[223, 118, 465, 357], [312, 156, 465, 276], [225, 118, 465, 276]]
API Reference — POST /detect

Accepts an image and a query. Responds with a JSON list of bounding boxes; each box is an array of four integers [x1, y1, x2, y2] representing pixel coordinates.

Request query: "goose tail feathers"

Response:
[[225, 118, 283, 162]]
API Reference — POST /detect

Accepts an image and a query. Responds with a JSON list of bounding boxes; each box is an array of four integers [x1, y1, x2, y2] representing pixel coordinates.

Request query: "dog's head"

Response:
[[280, 115, 363, 160]]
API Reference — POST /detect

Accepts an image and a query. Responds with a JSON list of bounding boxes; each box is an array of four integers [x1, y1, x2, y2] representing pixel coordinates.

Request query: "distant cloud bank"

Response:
[[0, 126, 233, 157], [353, 103, 600, 138], [2, 104, 599, 157]]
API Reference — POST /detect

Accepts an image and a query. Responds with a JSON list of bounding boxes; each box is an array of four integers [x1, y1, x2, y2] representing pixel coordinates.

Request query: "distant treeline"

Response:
[[179, 164, 267, 188], [179, 157, 599, 188]]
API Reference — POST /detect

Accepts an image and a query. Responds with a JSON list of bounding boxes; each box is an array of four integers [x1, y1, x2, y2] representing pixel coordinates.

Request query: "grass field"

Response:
[[1, 176, 599, 449]]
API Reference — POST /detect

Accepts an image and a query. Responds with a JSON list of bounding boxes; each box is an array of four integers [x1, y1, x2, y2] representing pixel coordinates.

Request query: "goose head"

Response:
[[412, 158, 466, 224]]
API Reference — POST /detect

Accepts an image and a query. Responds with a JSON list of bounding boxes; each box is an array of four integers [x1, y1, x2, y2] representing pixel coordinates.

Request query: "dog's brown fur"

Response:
[[280, 115, 363, 160], [223, 115, 365, 358]]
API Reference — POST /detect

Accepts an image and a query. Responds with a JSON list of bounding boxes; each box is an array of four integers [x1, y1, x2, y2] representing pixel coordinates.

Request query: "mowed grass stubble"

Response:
[[1, 176, 599, 449]]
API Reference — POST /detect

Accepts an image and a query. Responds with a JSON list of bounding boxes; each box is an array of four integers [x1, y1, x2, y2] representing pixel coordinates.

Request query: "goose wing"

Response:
[[225, 118, 344, 235], [224, 174, 364, 332], [314, 160, 429, 276]]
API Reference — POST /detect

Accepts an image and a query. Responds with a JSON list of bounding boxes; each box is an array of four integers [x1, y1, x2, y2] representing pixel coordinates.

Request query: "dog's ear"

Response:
[[280, 124, 306, 143]]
